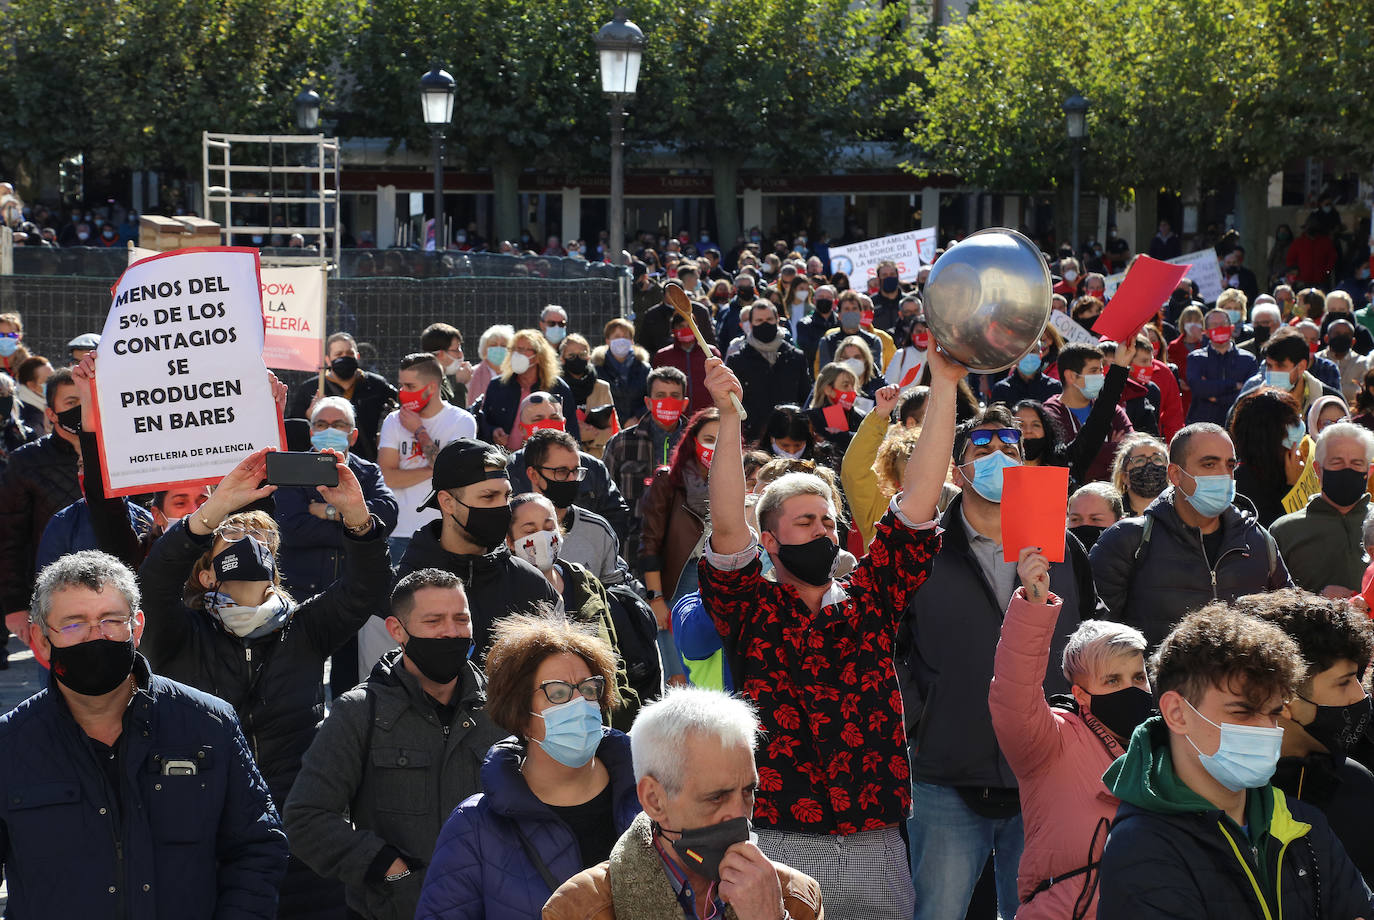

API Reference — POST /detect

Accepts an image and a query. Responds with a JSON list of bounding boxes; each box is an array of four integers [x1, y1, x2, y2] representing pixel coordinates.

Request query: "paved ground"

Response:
[[0, 642, 43, 910]]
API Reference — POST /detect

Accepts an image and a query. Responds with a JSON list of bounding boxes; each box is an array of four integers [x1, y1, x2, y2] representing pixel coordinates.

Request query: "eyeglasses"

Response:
[[51, 615, 134, 644], [536, 464, 587, 482], [311, 419, 353, 432], [544, 320, 567, 328], [539, 676, 605, 704], [0, 332, 18, 339], [216, 522, 272, 543], [968, 428, 1022, 447], [1126, 455, 1167, 470]]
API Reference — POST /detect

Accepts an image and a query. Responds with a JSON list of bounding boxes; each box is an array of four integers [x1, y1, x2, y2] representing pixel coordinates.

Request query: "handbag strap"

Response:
[[514, 822, 560, 893]]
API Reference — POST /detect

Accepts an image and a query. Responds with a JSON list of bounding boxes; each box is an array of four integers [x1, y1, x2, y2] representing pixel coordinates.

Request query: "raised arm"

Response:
[[704, 356, 750, 555], [898, 346, 963, 523], [72, 354, 143, 567]]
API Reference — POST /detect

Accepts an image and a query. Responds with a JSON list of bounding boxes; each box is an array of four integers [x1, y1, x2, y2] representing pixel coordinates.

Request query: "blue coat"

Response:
[[0, 655, 288, 919], [1184, 344, 1258, 425], [413, 730, 641, 920], [37, 497, 154, 573]]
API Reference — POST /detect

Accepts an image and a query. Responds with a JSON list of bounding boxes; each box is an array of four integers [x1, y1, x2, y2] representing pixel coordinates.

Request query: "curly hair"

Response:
[[1151, 604, 1305, 709], [483, 611, 620, 736], [873, 426, 923, 498], [1241, 588, 1374, 682], [1229, 386, 1301, 491]]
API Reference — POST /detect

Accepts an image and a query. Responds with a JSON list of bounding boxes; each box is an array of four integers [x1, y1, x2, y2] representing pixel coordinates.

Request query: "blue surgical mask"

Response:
[[311, 428, 350, 454], [1225, 309, 1242, 325], [1181, 470, 1235, 518], [960, 450, 1020, 503], [1017, 352, 1042, 376], [486, 345, 508, 367], [0, 337, 18, 358], [1282, 422, 1304, 451], [1183, 697, 1283, 792], [545, 326, 567, 344], [531, 696, 603, 768], [1079, 372, 1105, 400], [1266, 368, 1295, 391]]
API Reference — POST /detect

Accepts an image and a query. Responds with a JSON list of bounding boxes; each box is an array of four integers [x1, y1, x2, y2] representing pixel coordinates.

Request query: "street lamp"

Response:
[[596, 7, 645, 266], [420, 63, 456, 251], [1063, 92, 1089, 258], [295, 88, 321, 132]]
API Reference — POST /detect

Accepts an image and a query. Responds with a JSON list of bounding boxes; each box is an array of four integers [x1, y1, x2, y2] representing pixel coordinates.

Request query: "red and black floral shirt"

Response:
[[698, 502, 939, 836]]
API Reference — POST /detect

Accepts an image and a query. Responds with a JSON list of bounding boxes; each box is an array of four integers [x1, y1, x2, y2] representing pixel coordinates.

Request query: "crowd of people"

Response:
[[4, 218, 1374, 920]]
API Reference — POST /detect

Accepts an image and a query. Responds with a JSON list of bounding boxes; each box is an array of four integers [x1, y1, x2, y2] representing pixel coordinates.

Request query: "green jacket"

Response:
[[1270, 493, 1369, 593]]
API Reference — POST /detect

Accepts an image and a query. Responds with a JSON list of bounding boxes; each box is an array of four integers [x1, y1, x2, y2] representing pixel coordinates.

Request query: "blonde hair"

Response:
[[834, 336, 876, 384], [1216, 288, 1248, 319], [501, 328, 561, 389], [811, 362, 857, 408], [873, 425, 924, 497]]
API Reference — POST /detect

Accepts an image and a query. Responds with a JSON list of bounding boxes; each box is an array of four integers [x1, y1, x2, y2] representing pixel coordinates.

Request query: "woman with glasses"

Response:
[[413, 613, 639, 920], [476, 328, 579, 449], [1110, 433, 1170, 517], [137, 446, 391, 918]]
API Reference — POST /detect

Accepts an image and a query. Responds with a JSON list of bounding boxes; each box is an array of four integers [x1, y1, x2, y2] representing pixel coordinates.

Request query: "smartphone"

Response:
[[265, 451, 339, 488]]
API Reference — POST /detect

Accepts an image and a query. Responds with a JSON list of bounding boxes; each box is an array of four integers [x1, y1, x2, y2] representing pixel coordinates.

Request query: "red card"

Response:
[[1000, 465, 1070, 563], [822, 403, 849, 432], [1093, 255, 1192, 342]]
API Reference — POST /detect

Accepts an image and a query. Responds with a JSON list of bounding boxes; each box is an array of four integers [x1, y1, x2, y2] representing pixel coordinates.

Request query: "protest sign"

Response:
[[132, 247, 324, 373], [1104, 248, 1224, 304], [1001, 465, 1070, 563], [1048, 309, 1101, 346], [94, 247, 284, 496], [1093, 255, 1192, 342], [828, 228, 936, 282]]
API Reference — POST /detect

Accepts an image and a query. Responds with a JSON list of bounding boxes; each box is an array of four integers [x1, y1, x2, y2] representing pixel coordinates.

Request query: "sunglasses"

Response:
[[968, 428, 1022, 447]]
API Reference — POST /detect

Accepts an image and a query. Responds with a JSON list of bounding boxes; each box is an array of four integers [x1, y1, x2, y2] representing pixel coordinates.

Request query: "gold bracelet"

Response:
[[344, 514, 373, 536]]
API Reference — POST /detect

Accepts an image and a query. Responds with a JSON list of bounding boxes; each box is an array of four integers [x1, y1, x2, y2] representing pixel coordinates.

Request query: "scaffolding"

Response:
[[202, 132, 341, 270]]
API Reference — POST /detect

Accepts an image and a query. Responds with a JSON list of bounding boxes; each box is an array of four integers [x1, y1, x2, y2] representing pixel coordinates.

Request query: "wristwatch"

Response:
[[324, 504, 338, 521], [645, 590, 663, 601]]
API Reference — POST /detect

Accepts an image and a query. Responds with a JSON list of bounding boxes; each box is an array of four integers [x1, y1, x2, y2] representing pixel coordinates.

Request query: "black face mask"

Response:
[[1253, 325, 1273, 346], [212, 537, 276, 583], [541, 478, 581, 510], [1330, 334, 1354, 355], [814, 298, 834, 315], [1077, 315, 1098, 333], [773, 534, 839, 586], [1126, 462, 1169, 499], [330, 355, 359, 379], [710, 293, 730, 304], [452, 499, 514, 551], [1022, 436, 1048, 462], [752, 322, 779, 343], [1300, 693, 1372, 763], [737, 289, 755, 301], [49, 637, 136, 697], [55, 405, 82, 435], [562, 355, 589, 377], [1069, 524, 1106, 551], [1086, 685, 1155, 740], [881, 276, 900, 294], [659, 816, 752, 882], [1322, 466, 1368, 507], [402, 631, 472, 684]]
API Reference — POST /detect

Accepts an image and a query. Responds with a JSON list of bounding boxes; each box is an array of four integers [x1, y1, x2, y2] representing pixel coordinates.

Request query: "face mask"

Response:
[[772, 533, 839, 586], [0, 337, 18, 357], [512, 528, 561, 570], [77, 231, 90, 242], [1086, 685, 1154, 739], [1077, 314, 1099, 332], [772, 441, 805, 460], [55, 405, 82, 435], [207, 592, 291, 638], [608, 337, 634, 359], [212, 536, 276, 584], [1266, 369, 1295, 391], [662, 816, 753, 882], [1079, 372, 1105, 400], [913, 330, 931, 350], [398, 387, 432, 413], [841, 358, 865, 381], [330, 355, 359, 379], [1322, 466, 1368, 506], [1298, 693, 1372, 763], [521, 417, 565, 439], [1127, 462, 1169, 498], [860, 309, 875, 327], [1063, 269, 1079, 282], [540, 478, 580, 510], [961, 450, 1020, 503], [839, 312, 861, 332], [1069, 524, 1105, 551], [695, 440, 714, 468], [649, 397, 687, 427], [834, 389, 858, 411], [1022, 436, 1047, 462], [1252, 324, 1273, 346], [563, 355, 589, 377], [674, 328, 697, 346], [532, 696, 603, 768], [814, 298, 833, 315], [1330, 334, 1354, 355], [880, 276, 900, 294], [1185, 322, 1203, 337], [1018, 352, 1042, 376], [1208, 326, 1233, 346], [752, 322, 779, 343], [1183, 697, 1283, 792], [711, 292, 730, 304], [1282, 422, 1305, 451], [793, 290, 808, 304], [312, 427, 352, 455], [545, 326, 567, 344], [403, 631, 473, 685], [510, 352, 533, 374], [48, 637, 136, 697], [486, 345, 509, 367], [738, 288, 755, 301], [1224, 309, 1242, 325], [452, 499, 514, 551], [1130, 364, 1153, 384], [1181, 471, 1236, 518], [750, 234, 762, 243]]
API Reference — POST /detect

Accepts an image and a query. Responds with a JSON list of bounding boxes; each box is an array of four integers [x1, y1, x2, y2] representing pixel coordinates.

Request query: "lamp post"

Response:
[[1063, 92, 1089, 257], [596, 8, 645, 266], [420, 63, 456, 251], [294, 88, 321, 132]]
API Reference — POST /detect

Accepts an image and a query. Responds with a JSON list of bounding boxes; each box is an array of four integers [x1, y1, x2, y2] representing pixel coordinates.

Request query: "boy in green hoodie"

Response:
[[1098, 603, 1374, 919]]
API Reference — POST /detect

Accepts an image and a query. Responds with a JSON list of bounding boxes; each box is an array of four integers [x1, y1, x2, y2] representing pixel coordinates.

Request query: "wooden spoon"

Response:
[[663, 282, 747, 420]]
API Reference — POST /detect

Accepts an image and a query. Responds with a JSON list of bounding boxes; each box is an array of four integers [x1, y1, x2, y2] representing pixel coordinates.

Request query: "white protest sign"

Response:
[[1104, 248, 1223, 304], [131, 247, 324, 373], [1048, 309, 1101, 346], [828, 228, 937, 282], [95, 247, 284, 496]]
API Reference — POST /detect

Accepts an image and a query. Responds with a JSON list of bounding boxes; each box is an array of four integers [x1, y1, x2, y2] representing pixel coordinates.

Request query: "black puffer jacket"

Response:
[[1089, 487, 1292, 648], [0, 432, 81, 614], [395, 519, 560, 654], [727, 341, 813, 444], [136, 518, 391, 805]]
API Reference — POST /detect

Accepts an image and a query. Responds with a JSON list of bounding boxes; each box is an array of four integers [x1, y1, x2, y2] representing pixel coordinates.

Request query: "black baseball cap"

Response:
[[417, 438, 509, 512]]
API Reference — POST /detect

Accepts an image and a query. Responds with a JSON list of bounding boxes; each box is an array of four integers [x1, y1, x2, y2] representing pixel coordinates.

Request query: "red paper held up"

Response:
[[822, 403, 849, 432], [1001, 465, 1070, 563], [1093, 255, 1192, 342]]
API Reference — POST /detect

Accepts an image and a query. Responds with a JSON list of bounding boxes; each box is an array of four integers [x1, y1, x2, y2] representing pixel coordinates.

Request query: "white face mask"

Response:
[[772, 441, 806, 460], [206, 591, 291, 638], [841, 358, 866, 381], [609, 337, 634, 359], [510, 352, 532, 375], [511, 528, 560, 572]]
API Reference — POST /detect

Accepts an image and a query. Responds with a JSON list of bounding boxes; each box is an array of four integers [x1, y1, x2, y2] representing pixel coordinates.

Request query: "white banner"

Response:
[[95, 247, 284, 496], [828, 228, 937, 282], [1105, 248, 1221, 304], [1049, 308, 1101, 345]]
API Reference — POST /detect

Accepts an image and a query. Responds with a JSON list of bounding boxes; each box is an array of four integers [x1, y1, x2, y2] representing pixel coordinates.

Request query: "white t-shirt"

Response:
[[885, 346, 927, 388], [380, 403, 477, 538]]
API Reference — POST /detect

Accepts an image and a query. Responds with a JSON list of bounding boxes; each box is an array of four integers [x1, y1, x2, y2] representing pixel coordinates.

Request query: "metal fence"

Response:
[[1, 247, 628, 389]]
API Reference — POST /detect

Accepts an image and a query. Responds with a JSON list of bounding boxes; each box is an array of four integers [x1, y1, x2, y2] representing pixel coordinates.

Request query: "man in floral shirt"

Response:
[[696, 349, 963, 918]]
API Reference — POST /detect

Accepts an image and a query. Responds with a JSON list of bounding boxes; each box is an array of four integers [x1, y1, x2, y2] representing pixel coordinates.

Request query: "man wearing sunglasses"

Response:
[[902, 402, 1103, 920]]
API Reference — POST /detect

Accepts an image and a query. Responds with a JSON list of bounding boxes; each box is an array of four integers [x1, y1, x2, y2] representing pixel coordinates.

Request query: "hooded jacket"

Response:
[[413, 732, 642, 920], [1089, 488, 1291, 649], [1098, 718, 1374, 919], [1272, 752, 1374, 885]]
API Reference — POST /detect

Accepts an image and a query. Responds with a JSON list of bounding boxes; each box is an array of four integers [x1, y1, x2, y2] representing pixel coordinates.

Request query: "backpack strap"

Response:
[[514, 823, 560, 893]]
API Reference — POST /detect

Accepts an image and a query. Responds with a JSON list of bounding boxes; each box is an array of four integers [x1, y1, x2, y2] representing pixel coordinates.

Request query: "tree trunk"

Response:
[[711, 154, 741, 250], [1234, 173, 1271, 267], [1133, 188, 1158, 259], [490, 144, 523, 247]]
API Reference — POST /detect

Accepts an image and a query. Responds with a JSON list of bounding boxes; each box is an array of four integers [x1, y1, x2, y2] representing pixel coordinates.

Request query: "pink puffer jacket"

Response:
[[989, 590, 1127, 920]]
